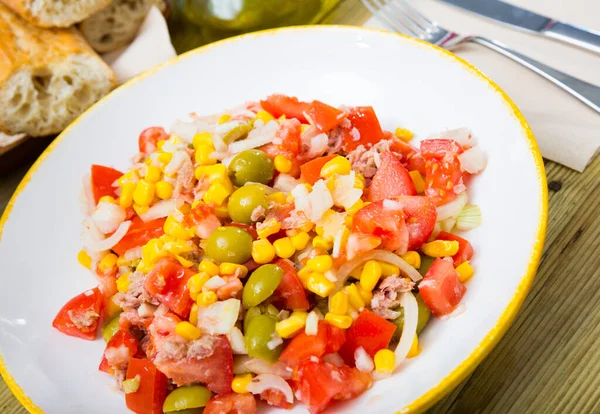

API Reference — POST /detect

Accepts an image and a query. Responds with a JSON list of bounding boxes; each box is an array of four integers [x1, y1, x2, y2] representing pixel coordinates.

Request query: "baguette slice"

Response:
[[0, 0, 111, 28], [80, 0, 167, 53], [0, 3, 116, 137]]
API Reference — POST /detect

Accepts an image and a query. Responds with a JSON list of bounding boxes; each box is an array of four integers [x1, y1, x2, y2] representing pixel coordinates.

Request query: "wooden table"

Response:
[[1, 1, 599, 412]]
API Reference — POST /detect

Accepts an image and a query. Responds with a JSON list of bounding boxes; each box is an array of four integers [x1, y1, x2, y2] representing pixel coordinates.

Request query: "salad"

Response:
[[53, 95, 486, 414]]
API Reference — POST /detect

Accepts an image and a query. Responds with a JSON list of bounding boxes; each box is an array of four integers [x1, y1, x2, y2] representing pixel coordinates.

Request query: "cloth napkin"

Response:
[[363, 0, 600, 172]]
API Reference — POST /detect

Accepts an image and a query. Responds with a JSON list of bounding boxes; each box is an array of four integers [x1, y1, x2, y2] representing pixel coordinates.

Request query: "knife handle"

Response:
[[471, 36, 600, 115], [544, 21, 600, 55]]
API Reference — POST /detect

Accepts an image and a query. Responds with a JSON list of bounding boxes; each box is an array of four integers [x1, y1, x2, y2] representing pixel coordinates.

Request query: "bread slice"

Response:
[[0, 0, 111, 27], [0, 131, 27, 155], [0, 4, 116, 137], [80, 0, 167, 53]]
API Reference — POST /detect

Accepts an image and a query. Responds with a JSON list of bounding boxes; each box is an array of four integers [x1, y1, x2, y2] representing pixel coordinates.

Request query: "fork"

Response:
[[361, 0, 600, 115]]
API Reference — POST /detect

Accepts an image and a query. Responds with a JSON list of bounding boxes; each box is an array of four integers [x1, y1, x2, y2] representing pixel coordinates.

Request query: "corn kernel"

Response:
[[275, 312, 308, 338], [142, 238, 165, 265], [267, 192, 287, 205], [145, 166, 162, 183], [163, 240, 193, 255], [421, 240, 459, 257], [214, 204, 229, 219], [199, 260, 220, 277], [232, 374, 254, 394], [220, 263, 248, 278], [400, 251, 421, 268], [305, 272, 334, 297], [394, 127, 414, 142], [360, 260, 382, 292], [194, 164, 228, 183], [119, 181, 136, 208], [300, 222, 314, 233], [218, 114, 232, 124], [315, 226, 324, 236], [155, 181, 173, 200], [98, 253, 118, 273], [320, 156, 352, 178], [193, 132, 213, 149], [133, 204, 149, 216], [99, 195, 117, 204], [77, 250, 92, 269], [116, 272, 131, 293], [175, 321, 202, 340], [136, 260, 154, 274], [456, 261, 474, 283], [175, 254, 194, 268], [273, 237, 295, 259], [179, 203, 191, 215], [312, 236, 333, 250], [301, 124, 310, 133], [254, 110, 275, 124], [164, 215, 191, 240], [353, 174, 365, 190], [379, 262, 400, 277], [357, 283, 373, 304], [297, 267, 311, 284], [346, 199, 365, 215], [407, 334, 421, 358], [345, 283, 366, 309], [330, 292, 349, 315], [325, 313, 353, 329], [133, 179, 156, 207], [374, 349, 395, 373], [195, 144, 217, 166], [187, 272, 211, 294], [307, 255, 333, 272], [189, 304, 199, 326], [157, 152, 173, 164], [203, 180, 233, 205], [117, 170, 139, 187], [196, 291, 218, 307], [252, 239, 276, 264], [274, 155, 292, 173], [257, 218, 281, 239], [290, 232, 310, 250], [409, 170, 425, 194]]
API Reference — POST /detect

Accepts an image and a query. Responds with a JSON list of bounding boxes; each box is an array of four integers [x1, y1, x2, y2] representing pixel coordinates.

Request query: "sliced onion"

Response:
[[124, 246, 143, 261], [138, 303, 157, 317], [436, 191, 468, 222], [234, 356, 292, 379], [305, 133, 328, 158], [430, 127, 475, 148], [163, 150, 190, 176], [355, 347, 374, 373], [91, 202, 126, 234], [336, 249, 422, 291], [305, 311, 319, 336], [82, 220, 131, 252], [273, 174, 299, 193], [170, 120, 197, 141], [197, 299, 240, 335], [458, 146, 487, 174], [139, 199, 178, 223], [215, 120, 241, 135], [228, 327, 248, 355], [228, 120, 278, 154], [393, 292, 418, 371], [155, 303, 169, 316], [80, 173, 95, 216], [246, 374, 294, 404]]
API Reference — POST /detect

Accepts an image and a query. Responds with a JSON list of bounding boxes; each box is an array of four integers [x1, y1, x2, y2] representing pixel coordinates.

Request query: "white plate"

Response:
[[0, 26, 547, 413]]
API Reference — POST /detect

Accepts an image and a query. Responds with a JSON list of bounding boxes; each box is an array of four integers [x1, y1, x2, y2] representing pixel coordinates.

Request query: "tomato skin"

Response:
[[138, 126, 168, 154], [52, 287, 103, 340], [204, 393, 257, 414], [420, 139, 464, 205], [260, 95, 310, 122], [276, 118, 303, 154], [103, 330, 139, 370], [125, 358, 168, 414], [90, 165, 123, 204], [341, 106, 384, 152], [352, 201, 408, 252], [300, 154, 337, 185], [368, 151, 416, 202], [279, 321, 344, 369], [419, 258, 466, 317], [272, 259, 310, 310], [436, 231, 474, 266], [144, 257, 195, 318], [306, 100, 345, 133], [420, 139, 463, 158], [112, 216, 166, 256], [338, 309, 397, 365], [393, 196, 437, 251], [261, 389, 292, 409]]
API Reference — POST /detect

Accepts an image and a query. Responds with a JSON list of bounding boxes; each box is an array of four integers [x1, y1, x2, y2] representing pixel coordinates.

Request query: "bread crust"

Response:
[[0, 0, 111, 27]]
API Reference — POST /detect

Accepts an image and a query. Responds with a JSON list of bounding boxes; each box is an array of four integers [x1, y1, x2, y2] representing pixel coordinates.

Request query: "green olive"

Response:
[[227, 184, 268, 224], [228, 149, 274, 187], [391, 294, 431, 341], [242, 264, 283, 308], [205, 226, 253, 264], [244, 306, 262, 333], [244, 314, 282, 363], [102, 313, 121, 343], [419, 255, 436, 276], [163, 385, 212, 413], [223, 123, 252, 144]]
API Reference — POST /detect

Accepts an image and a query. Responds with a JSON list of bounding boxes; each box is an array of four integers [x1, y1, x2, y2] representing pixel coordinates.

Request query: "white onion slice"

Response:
[[273, 174, 299, 193], [91, 202, 126, 234], [170, 120, 197, 141], [139, 199, 178, 223], [458, 146, 487, 174], [305, 311, 319, 336], [197, 299, 240, 335], [436, 191, 468, 222], [163, 150, 189, 176], [138, 303, 157, 317], [305, 133, 328, 158], [430, 127, 475, 148], [246, 374, 294, 404], [80, 173, 95, 216], [355, 347, 374, 373], [228, 327, 248, 355], [83, 219, 131, 253], [234, 356, 292, 379], [393, 292, 418, 370], [228, 120, 278, 154]]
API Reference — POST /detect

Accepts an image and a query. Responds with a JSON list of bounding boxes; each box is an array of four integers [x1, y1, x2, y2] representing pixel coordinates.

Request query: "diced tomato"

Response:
[[138, 126, 168, 154], [345, 233, 382, 260], [261, 389, 292, 409], [144, 257, 195, 318], [204, 393, 257, 414], [125, 358, 168, 414], [260, 94, 310, 123], [98, 355, 112, 374], [112, 216, 166, 256], [264, 202, 294, 224], [292, 359, 371, 414], [393, 196, 437, 251], [436, 231, 474, 266], [325, 324, 347, 355], [338, 309, 397, 365], [90, 165, 123, 204], [306, 100, 345, 133], [351, 201, 408, 252], [300, 154, 337, 185], [52, 287, 103, 340], [228, 222, 258, 240], [272, 259, 310, 311], [419, 258, 466, 317], [341, 107, 384, 152], [103, 330, 139, 370], [420, 139, 463, 159], [276, 118, 302, 154], [280, 321, 345, 369], [368, 151, 416, 202], [183, 203, 221, 239], [421, 139, 465, 205], [260, 143, 302, 178]]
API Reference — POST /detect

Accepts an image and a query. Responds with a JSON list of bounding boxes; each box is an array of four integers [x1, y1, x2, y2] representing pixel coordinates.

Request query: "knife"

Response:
[[438, 0, 600, 55]]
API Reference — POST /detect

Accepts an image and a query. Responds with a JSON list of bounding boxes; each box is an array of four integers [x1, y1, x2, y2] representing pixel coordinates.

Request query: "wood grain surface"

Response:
[[1, 1, 599, 413]]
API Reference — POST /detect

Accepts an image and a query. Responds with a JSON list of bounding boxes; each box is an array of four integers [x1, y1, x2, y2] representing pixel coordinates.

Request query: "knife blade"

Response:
[[438, 0, 600, 55]]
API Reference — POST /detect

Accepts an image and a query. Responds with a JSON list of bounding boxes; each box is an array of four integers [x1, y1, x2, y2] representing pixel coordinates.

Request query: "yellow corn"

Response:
[[330, 292, 349, 315], [105, 295, 122, 319], [218, 114, 232, 124], [254, 110, 275, 124], [300, 222, 314, 233], [175, 321, 202, 340], [421, 240, 459, 257], [275, 312, 308, 338], [155, 181, 173, 200], [179, 203, 191, 215], [409, 170, 425, 194], [407, 334, 421, 358], [189, 304, 199, 326], [77, 250, 92, 269], [116, 256, 128, 267], [196, 291, 218, 307], [456, 261, 474, 283], [325, 313, 353, 329], [203, 180, 233, 205], [117, 170, 139, 187], [133, 204, 149, 216], [187, 272, 211, 294], [132, 179, 156, 207], [119, 181, 136, 208], [273, 237, 295, 259], [157, 152, 173, 165], [257, 218, 281, 239], [164, 215, 191, 240], [374, 349, 395, 373], [301, 124, 310, 133], [175, 255, 194, 268], [199, 260, 220, 277], [320, 156, 352, 178], [142, 238, 165, 265], [394, 127, 414, 142], [195, 144, 216, 166], [307, 255, 333, 272], [232, 374, 254, 394], [312, 236, 333, 250], [251, 239, 276, 264], [136, 260, 154, 274], [274, 155, 292, 173], [156, 139, 166, 150], [116, 272, 131, 293], [315, 226, 324, 236], [360, 260, 382, 292], [214, 204, 229, 219], [290, 232, 310, 250], [297, 267, 311, 284], [357, 283, 373, 304], [194, 164, 228, 182], [345, 283, 366, 310], [220, 263, 248, 277], [163, 240, 193, 255], [98, 253, 118, 273], [379, 262, 400, 277], [354, 174, 365, 190], [305, 272, 334, 297], [99, 195, 117, 204], [145, 166, 162, 183], [400, 251, 421, 268], [267, 192, 287, 205], [346, 199, 365, 216], [193, 132, 213, 149]]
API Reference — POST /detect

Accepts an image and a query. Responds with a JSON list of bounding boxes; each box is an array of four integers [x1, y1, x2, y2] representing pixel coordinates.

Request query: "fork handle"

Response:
[[471, 36, 600, 114]]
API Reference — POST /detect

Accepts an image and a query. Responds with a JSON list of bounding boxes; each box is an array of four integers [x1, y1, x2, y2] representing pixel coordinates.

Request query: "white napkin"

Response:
[[364, 0, 600, 172]]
